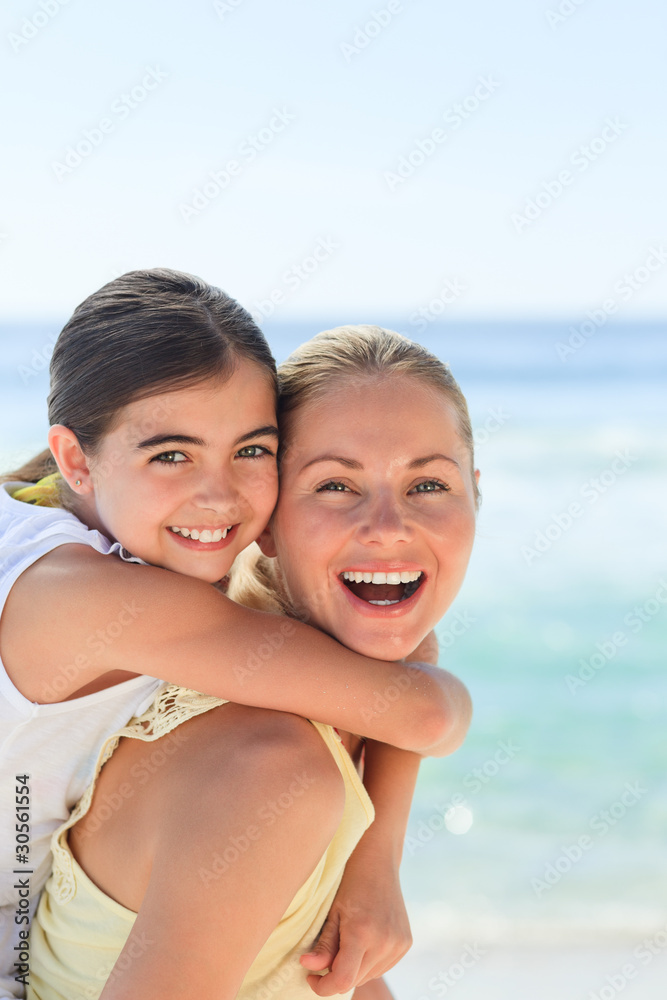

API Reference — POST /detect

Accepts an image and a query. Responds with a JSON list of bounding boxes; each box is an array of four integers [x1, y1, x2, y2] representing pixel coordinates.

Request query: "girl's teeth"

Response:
[[170, 526, 231, 543], [368, 599, 401, 606], [341, 570, 422, 584]]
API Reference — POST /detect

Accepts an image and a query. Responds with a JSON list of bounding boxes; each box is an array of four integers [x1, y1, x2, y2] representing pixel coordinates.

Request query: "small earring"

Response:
[[75, 480, 82, 487]]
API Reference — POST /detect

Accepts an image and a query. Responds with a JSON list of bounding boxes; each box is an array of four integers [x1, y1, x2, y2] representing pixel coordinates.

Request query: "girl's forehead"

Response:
[[123, 367, 274, 418], [106, 369, 276, 445]]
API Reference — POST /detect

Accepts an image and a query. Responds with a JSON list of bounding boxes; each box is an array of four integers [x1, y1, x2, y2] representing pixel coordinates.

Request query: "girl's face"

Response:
[[263, 373, 478, 660], [83, 361, 279, 583]]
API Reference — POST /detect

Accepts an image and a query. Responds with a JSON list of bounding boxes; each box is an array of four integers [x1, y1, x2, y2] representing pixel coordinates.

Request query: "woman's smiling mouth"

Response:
[[339, 568, 425, 607]]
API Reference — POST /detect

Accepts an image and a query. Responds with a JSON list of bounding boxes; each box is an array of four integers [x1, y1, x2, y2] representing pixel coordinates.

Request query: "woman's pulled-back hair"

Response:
[[3, 268, 276, 503], [227, 323, 479, 616]]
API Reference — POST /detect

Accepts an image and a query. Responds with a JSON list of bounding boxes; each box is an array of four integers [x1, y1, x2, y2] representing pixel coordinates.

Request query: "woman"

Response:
[[28, 325, 480, 999]]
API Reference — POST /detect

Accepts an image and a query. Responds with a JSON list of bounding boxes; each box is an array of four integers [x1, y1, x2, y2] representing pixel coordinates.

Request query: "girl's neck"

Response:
[[70, 494, 114, 542]]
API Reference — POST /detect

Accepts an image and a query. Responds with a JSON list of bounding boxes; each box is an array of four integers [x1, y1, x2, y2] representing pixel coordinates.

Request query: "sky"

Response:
[[0, 0, 665, 322]]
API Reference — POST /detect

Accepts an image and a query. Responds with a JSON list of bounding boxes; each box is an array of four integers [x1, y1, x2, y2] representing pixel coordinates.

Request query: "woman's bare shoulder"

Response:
[[69, 704, 343, 912]]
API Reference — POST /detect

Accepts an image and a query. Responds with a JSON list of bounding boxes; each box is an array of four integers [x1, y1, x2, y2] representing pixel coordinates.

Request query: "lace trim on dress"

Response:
[[51, 684, 226, 904]]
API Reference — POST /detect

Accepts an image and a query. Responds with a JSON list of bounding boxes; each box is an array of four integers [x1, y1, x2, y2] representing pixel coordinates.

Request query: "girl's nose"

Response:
[[192, 473, 244, 521]]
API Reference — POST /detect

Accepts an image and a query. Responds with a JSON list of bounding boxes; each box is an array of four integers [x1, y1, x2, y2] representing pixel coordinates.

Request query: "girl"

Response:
[[0, 272, 469, 999], [26, 324, 480, 998]]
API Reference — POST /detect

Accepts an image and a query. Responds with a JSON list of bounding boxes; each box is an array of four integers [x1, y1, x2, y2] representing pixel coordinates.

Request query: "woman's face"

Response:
[[262, 373, 479, 660]]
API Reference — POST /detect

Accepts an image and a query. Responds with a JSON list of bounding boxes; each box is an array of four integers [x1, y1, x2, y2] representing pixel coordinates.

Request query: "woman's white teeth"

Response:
[[170, 526, 230, 542], [341, 570, 422, 584]]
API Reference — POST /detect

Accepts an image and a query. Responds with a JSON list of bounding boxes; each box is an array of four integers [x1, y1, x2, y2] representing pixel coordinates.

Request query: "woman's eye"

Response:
[[236, 445, 273, 459], [411, 479, 451, 494], [151, 451, 187, 465], [316, 481, 352, 493]]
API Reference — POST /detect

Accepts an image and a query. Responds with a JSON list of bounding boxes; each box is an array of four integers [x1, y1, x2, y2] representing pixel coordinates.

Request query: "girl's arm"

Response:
[[2, 546, 456, 753], [301, 744, 421, 995], [300, 631, 460, 994]]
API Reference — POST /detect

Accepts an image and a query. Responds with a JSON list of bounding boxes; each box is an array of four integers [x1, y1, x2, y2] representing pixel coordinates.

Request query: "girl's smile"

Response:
[[263, 373, 479, 660]]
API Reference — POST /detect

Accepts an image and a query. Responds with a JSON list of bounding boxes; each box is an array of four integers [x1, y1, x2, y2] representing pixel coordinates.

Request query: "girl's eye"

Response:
[[411, 479, 451, 494], [151, 451, 187, 465], [236, 445, 274, 459], [316, 481, 352, 493]]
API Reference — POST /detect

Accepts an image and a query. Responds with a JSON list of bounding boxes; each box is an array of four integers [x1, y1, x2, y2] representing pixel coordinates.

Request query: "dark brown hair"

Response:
[[3, 268, 276, 498]]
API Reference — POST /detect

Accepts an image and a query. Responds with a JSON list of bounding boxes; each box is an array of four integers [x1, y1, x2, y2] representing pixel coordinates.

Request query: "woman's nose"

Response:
[[356, 492, 413, 546]]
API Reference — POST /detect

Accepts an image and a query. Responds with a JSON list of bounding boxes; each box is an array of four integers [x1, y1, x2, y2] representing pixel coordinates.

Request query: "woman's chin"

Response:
[[334, 625, 426, 663]]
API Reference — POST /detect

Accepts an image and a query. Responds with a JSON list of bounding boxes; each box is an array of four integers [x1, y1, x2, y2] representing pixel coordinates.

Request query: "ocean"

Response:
[[1, 317, 665, 998]]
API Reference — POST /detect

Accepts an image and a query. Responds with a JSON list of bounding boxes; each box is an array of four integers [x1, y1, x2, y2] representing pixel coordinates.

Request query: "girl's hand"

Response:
[[300, 843, 411, 995]]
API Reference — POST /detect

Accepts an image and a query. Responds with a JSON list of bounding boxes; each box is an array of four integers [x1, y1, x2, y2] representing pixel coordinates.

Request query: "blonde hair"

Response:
[[228, 324, 479, 615]]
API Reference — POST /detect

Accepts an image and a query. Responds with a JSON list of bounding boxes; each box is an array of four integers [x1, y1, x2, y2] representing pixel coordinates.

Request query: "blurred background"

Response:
[[1, 1, 665, 996]]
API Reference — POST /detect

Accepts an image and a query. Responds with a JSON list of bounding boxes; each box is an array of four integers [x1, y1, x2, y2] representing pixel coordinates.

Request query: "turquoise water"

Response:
[[1, 319, 665, 971]]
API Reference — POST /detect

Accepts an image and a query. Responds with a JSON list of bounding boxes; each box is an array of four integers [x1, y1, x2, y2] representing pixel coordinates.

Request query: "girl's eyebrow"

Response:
[[136, 433, 205, 450], [136, 426, 279, 451], [299, 453, 460, 472], [234, 425, 279, 446]]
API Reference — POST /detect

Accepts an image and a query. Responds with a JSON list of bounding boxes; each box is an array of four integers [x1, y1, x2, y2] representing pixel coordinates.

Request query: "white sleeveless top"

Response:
[[0, 483, 163, 1000]]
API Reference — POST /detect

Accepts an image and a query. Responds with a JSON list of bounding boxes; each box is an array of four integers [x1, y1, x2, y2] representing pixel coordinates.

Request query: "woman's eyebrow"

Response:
[[299, 455, 362, 472], [408, 454, 460, 470], [299, 453, 461, 473]]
